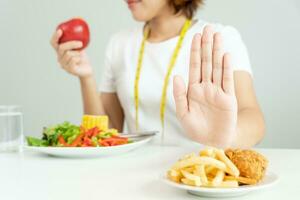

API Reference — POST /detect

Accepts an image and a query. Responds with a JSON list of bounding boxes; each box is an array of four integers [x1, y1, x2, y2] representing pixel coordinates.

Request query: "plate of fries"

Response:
[[163, 148, 278, 198]]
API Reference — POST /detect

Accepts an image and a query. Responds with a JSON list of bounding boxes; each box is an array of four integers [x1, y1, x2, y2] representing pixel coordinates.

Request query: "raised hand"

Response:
[[173, 26, 238, 148], [50, 29, 93, 78]]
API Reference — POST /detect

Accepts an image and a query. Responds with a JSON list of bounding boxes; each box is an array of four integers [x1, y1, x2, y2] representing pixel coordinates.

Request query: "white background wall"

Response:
[[1, 0, 299, 148]]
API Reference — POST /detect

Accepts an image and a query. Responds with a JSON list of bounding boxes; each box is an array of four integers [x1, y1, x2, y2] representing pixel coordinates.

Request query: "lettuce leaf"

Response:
[[29, 122, 80, 146], [26, 136, 48, 147]]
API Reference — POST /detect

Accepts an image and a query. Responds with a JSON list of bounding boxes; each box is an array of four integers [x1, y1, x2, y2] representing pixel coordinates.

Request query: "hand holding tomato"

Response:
[[50, 18, 93, 78]]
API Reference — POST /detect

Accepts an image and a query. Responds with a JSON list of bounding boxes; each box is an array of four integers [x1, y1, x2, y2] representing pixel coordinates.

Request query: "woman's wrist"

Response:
[[79, 73, 95, 83], [193, 128, 238, 148], [79, 74, 98, 93]]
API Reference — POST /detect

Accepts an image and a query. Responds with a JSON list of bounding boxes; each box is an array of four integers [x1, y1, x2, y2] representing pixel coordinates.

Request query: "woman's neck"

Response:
[[147, 14, 188, 43]]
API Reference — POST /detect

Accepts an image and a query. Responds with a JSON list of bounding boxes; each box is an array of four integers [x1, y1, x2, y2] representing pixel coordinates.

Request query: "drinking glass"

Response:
[[0, 106, 23, 152]]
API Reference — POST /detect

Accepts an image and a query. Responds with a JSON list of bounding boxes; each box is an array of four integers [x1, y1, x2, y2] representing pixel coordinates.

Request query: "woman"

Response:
[[50, 0, 265, 148]]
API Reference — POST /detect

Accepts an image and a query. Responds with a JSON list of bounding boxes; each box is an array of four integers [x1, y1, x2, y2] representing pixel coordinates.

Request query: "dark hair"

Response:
[[169, 0, 204, 19]]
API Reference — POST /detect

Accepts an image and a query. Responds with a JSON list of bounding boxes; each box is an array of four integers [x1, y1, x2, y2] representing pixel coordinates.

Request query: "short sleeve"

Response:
[[99, 36, 117, 93], [221, 26, 253, 75]]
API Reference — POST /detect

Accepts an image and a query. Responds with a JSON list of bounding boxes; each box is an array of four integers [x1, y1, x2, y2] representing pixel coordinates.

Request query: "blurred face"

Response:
[[125, 0, 172, 21]]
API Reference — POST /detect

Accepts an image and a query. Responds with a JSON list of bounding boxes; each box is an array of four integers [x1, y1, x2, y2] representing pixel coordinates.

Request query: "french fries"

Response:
[[167, 147, 257, 188], [212, 170, 225, 187], [194, 165, 208, 185], [215, 149, 240, 177], [172, 156, 227, 171]]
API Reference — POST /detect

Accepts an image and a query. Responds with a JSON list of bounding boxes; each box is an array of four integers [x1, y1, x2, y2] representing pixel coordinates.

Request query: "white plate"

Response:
[[24, 137, 152, 158], [162, 172, 279, 198]]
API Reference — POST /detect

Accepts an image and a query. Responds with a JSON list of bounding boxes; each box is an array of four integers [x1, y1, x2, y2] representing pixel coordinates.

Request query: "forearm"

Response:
[[101, 93, 125, 131], [233, 108, 265, 148], [80, 76, 105, 115]]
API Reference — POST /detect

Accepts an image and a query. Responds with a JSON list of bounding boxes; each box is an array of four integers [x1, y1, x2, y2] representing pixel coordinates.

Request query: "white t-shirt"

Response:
[[99, 20, 252, 145]]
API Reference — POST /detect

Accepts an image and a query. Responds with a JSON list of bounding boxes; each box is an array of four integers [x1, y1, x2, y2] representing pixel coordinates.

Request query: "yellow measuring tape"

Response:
[[134, 19, 192, 136]]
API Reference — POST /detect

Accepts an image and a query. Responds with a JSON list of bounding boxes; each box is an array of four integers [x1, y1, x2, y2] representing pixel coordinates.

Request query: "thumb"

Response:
[[173, 75, 188, 120]]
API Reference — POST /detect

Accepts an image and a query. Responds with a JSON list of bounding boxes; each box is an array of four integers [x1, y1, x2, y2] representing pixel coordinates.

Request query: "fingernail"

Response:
[[57, 29, 62, 35], [193, 33, 201, 40], [205, 25, 212, 30], [204, 25, 213, 34]]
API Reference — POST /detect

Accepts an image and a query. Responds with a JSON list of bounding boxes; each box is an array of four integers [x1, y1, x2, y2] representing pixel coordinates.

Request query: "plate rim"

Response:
[[161, 171, 279, 193], [23, 136, 153, 157], [23, 135, 153, 150]]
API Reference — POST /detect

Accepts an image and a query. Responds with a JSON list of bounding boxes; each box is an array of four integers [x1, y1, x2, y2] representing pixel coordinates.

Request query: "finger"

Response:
[[212, 33, 223, 86], [50, 29, 63, 50], [67, 56, 82, 73], [57, 41, 83, 57], [222, 53, 235, 94], [59, 51, 81, 67], [173, 75, 188, 120], [79, 50, 88, 59], [189, 33, 202, 85], [201, 25, 214, 82]]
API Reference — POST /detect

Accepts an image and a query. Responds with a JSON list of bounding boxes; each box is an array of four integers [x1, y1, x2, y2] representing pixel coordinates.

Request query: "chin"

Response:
[[130, 11, 152, 22]]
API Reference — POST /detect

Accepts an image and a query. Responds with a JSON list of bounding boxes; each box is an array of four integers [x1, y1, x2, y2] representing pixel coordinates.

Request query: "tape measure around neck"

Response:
[[134, 19, 192, 137]]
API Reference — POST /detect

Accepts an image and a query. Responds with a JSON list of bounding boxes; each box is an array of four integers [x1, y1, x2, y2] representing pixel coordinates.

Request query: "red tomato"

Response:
[[57, 18, 90, 50]]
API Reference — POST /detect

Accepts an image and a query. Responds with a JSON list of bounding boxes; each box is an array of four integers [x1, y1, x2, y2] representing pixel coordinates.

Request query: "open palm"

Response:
[[173, 26, 237, 148]]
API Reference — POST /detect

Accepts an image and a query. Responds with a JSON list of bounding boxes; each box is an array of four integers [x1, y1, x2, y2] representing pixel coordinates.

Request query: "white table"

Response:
[[0, 145, 299, 200]]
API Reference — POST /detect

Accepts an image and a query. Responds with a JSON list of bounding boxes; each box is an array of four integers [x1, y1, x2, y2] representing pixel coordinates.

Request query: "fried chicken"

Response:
[[225, 149, 268, 182]]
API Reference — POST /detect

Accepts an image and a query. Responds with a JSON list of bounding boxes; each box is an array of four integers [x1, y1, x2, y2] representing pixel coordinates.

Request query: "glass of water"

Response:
[[0, 105, 23, 152]]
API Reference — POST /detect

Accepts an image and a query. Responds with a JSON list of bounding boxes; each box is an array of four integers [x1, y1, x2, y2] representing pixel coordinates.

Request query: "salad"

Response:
[[26, 115, 132, 147]]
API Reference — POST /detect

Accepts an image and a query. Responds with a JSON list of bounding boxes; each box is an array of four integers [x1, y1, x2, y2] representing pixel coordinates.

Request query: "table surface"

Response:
[[0, 144, 299, 200]]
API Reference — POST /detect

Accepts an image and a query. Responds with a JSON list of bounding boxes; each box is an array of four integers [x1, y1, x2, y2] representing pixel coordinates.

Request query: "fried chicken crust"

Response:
[[225, 149, 268, 182]]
